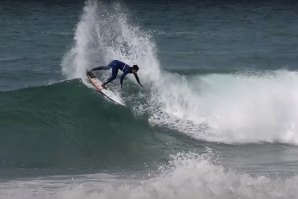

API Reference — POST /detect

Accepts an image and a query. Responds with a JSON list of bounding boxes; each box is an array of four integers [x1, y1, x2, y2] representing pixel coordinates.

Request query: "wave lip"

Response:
[[145, 70, 298, 145]]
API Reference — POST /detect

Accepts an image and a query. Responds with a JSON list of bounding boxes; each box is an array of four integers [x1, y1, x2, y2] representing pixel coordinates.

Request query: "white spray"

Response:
[[61, 1, 161, 83], [62, 0, 298, 145]]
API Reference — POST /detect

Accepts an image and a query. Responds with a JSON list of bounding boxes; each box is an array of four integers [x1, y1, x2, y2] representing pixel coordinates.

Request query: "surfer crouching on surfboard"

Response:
[[87, 60, 143, 89]]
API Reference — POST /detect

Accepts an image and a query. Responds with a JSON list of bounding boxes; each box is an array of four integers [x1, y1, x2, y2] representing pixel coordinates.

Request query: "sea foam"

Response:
[[1, 153, 297, 199]]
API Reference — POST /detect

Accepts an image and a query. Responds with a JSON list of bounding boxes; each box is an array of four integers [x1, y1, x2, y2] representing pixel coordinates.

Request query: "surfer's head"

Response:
[[132, 65, 139, 74]]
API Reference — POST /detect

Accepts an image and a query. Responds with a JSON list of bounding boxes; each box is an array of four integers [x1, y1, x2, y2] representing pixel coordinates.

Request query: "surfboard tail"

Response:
[[86, 71, 125, 106]]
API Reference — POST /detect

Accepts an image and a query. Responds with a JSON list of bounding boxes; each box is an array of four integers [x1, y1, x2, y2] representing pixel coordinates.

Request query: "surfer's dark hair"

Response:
[[132, 65, 139, 70]]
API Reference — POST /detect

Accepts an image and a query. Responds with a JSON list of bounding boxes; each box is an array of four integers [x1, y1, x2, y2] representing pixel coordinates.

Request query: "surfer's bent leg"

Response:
[[91, 66, 110, 71], [103, 67, 119, 85], [92, 60, 119, 71]]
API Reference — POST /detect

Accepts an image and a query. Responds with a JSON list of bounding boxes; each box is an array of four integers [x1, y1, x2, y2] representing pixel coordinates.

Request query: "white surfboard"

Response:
[[86, 71, 125, 106]]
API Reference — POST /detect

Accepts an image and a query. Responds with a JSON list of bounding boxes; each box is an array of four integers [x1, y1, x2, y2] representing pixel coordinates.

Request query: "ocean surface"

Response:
[[1, 0, 298, 198]]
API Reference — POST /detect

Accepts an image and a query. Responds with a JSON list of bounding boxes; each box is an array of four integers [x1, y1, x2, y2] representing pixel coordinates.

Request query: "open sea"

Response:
[[1, 0, 298, 198]]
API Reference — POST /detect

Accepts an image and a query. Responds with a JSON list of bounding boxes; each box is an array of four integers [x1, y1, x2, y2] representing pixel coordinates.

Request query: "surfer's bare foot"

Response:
[[101, 84, 107, 89]]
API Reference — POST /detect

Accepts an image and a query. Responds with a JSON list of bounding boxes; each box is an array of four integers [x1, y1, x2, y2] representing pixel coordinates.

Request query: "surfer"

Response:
[[87, 60, 143, 89]]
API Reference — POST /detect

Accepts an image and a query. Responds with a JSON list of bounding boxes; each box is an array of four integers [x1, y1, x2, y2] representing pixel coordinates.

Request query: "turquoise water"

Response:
[[1, 0, 298, 198]]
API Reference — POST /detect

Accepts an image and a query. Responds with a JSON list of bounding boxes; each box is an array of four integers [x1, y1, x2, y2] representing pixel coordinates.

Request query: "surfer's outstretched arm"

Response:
[[91, 66, 110, 71], [134, 73, 143, 87]]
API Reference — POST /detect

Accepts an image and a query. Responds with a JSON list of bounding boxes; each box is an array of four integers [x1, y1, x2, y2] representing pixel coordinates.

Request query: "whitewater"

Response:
[[1, 152, 298, 199]]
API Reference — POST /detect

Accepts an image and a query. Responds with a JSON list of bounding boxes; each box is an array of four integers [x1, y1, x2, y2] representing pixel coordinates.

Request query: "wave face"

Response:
[[60, 1, 298, 146], [0, 80, 196, 169], [0, 80, 205, 170], [2, 73, 298, 170]]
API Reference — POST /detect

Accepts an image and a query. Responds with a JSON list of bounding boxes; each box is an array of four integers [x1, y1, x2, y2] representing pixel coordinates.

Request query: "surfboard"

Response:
[[86, 71, 125, 106]]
